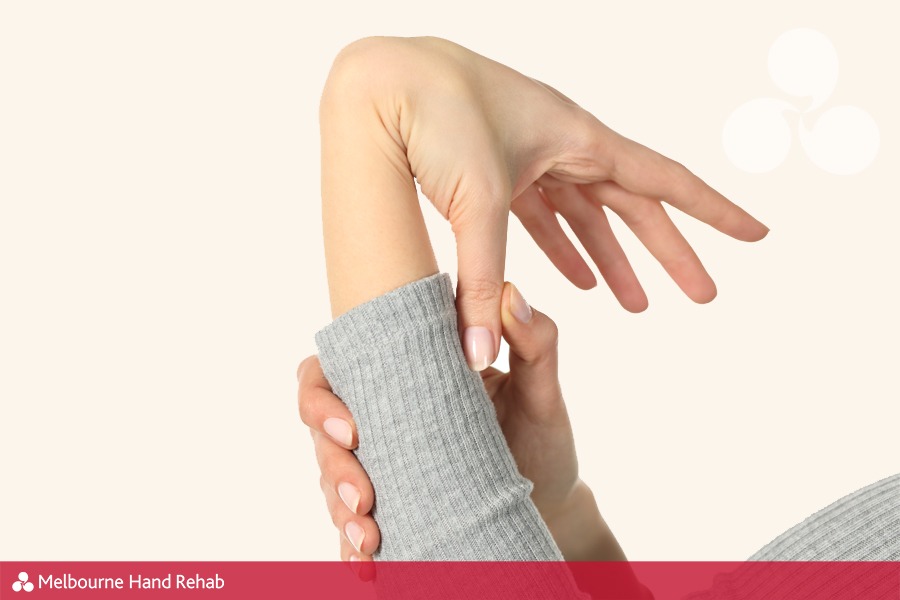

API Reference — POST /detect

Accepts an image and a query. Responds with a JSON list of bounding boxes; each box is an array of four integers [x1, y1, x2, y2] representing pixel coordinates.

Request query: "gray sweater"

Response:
[[315, 272, 899, 596]]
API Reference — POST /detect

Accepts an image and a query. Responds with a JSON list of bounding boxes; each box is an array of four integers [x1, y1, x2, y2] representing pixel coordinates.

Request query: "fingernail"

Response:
[[509, 283, 533, 323], [348, 554, 362, 578], [338, 482, 361, 514], [463, 326, 493, 371], [323, 417, 353, 447], [345, 521, 365, 553]]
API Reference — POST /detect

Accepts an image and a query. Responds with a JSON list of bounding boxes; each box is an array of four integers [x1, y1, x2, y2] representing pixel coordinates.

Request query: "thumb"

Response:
[[453, 198, 509, 372], [499, 282, 561, 398]]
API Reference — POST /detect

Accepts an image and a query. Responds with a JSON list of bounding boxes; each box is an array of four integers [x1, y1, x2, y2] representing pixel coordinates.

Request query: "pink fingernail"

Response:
[[338, 482, 361, 514], [323, 417, 353, 447], [463, 326, 493, 371], [345, 521, 365, 553], [509, 284, 533, 323]]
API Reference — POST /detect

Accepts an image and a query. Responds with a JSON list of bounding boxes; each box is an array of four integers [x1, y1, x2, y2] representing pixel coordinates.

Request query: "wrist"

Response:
[[541, 479, 627, 561]]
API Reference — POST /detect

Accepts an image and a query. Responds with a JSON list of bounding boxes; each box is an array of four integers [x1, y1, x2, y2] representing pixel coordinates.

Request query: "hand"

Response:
[[324, 36, 769, 370], [298, 281, 624, 561]]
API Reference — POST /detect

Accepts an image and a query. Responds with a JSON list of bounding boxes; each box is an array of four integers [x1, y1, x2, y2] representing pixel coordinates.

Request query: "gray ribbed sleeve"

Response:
[[748, 471, 900, 561], [682, 472, 900, 600], [314, 272, 587, 596]]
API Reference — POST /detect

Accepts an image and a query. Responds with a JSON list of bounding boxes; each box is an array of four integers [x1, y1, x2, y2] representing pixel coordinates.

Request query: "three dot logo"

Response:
[[723, 28, 880, 175], [11, 571, 34, 592]]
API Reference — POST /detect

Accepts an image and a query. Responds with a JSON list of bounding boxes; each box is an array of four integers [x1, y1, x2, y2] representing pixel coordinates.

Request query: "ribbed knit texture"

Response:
[[682, 472, 900, 600], [314, 271, 899, 598], [747, 471, 900, 561], [315, 273, 588, 597]]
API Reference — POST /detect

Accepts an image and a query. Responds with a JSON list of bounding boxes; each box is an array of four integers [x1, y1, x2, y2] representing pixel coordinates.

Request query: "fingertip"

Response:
[[323, 417, 356, 448], [616, 286, 649, 313], [354, 481, 375, 515], [736, 218, 770, 242], [508, 282, 533, 324], [576, 273, 599, 290], [625, 298, 649, 313], [463, 324, 496, 372], [693, 284, 718, 305]]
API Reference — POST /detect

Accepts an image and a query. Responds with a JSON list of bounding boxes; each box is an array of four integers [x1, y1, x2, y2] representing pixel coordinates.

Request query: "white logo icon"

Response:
[[723, 28, 879, 175], [11, 572, 34, 592]]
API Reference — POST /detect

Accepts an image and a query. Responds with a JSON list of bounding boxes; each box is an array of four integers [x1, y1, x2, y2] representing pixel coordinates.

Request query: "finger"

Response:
[[450, 178, 510, 371], [341, 534, 376, 582], [313, 430, 376, 515], [341, 535, 375, 562], [322, 486, 381, 556], [297, 356, 358, 449], [587, 181, 717, 304], [479, 366, 508, 401], [480, 366, 505, 379], [320, 479, 381, 557], [600, 126, 769, 242], [511, 184, 597, 290], [539, 179, 647, 312], [498, 282, 562, 411]]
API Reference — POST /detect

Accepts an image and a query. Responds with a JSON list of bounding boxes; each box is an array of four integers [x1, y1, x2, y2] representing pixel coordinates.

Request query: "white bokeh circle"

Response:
[[768, 28, 839, 110], [12, 581, 23, 592], [798, 105, 880, 175], [722, 98, 796, 173]]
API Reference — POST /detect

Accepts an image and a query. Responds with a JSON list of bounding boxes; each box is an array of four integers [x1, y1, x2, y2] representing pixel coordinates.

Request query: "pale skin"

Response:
[[301, 35, 769, 561]]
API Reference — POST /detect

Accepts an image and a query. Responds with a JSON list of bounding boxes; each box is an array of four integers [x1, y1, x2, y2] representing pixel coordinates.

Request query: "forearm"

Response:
[[319, 37, 438, 318], [315, 37, 579, 575]]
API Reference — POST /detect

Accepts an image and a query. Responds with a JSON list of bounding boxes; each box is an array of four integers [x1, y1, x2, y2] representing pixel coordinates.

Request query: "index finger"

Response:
[[599, 124, 770, 242], [297, 356, 359, 449]]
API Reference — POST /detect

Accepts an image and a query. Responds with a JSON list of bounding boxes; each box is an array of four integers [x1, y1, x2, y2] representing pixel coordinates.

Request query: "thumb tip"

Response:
[[504, 281, 533, 325]]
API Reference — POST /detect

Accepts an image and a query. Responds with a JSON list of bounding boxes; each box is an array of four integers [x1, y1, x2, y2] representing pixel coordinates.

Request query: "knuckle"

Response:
[[536, 324, 559, 364], [299, 388, 329, 430], [329, 37, 389, 79], [319, 450, 337, 478], [298, 390, 315, 427], [545, 316, 559, 344], [319, 450, 348, 483], [623, 197, 658, 228], [296, 355, 317, 383], [459, 278, 502, 305]]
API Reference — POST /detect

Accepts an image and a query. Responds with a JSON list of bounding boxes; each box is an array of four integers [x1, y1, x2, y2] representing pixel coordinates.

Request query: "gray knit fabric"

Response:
[[314, 271, 899, 597], [315, 272, 588, 597], [682, 472, 900, 599], [748, 471, 900, 560]]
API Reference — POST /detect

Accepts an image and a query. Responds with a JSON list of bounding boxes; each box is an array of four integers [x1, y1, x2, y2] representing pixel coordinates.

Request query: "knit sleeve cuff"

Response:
[[314, 272, 455, 362]]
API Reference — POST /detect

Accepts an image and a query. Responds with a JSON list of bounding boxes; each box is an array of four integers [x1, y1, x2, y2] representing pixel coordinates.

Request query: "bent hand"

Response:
[[298, 282, 625, 561], [324, 36, 769, 370]]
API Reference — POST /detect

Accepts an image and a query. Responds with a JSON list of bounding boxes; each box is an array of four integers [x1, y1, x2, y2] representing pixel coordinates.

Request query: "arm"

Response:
[[315, 37, 568, 562], [314, 37, 599, 599], [318, 38, 438, 318]]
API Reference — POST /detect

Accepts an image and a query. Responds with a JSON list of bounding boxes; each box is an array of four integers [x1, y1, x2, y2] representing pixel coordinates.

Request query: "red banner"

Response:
[[1, 561, 898, 599]]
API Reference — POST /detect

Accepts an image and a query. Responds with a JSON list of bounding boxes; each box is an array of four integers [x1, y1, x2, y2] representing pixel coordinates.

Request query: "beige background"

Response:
[[1, 1, 896, 560]]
